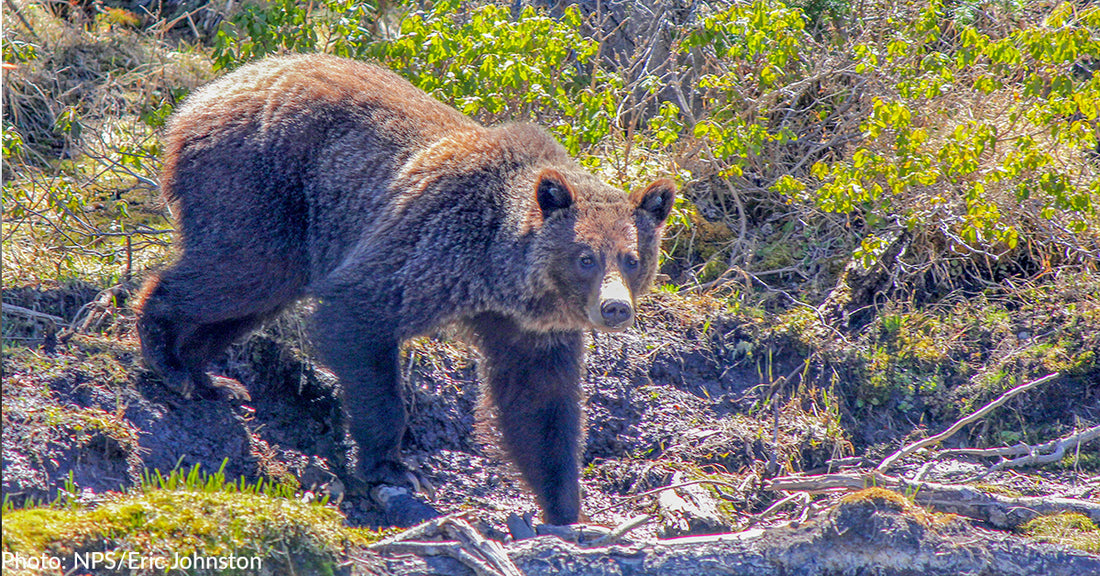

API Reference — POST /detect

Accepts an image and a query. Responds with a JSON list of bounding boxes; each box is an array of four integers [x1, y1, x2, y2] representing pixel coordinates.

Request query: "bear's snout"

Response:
[[589, 271, 634, 331], [600, 299, 633, 327]]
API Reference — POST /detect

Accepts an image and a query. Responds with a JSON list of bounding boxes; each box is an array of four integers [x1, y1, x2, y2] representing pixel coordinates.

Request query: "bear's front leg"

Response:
[[311, 292, 411, 486], [312, 295, 442, 527], [472, 314, 585, 525]]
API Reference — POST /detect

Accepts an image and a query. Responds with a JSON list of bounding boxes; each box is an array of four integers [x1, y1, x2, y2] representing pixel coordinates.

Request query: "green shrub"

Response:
[[211, 0, 620, 157], [367, 0, 620, 155], [803, 0, 1098, 263], [213, 0, 379, 71]]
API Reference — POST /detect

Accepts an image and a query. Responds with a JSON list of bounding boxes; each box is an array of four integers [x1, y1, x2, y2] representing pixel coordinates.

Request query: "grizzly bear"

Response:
[[136, 54, 675, 525]]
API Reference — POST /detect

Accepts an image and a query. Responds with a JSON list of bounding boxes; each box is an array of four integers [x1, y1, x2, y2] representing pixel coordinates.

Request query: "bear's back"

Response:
[[170, 55, 474, 140], [163, 55, 477, 195], [160, 55, 491, 280]]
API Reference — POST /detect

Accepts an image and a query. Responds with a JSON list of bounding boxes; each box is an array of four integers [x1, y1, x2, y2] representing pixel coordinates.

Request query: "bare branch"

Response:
[[939, 425, 1100, 461], [2, 303, 69, 328], [876, 373, 1062, 471], [768, 472, 1100, 528], [588, 514, 654, 547], [969, 425, 1100, 480]]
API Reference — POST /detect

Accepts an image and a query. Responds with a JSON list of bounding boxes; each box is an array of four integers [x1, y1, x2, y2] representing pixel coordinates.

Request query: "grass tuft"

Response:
[[1019, 512, 1100, 554]]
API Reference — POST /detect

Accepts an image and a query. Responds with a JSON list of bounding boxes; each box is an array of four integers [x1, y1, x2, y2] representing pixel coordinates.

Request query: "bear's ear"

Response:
[[536, 169, 574, 218], [632, 179, 677, 224]]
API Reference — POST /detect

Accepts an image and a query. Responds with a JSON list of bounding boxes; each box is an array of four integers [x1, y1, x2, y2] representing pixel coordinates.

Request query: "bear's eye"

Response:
[[623, 254, 640, 270], [578, 254, 597, 269]]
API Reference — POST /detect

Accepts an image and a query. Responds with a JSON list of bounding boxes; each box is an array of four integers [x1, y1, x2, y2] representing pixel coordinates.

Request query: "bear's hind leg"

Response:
[[136, 258, 300, 398], [175, 315, 268, 400]]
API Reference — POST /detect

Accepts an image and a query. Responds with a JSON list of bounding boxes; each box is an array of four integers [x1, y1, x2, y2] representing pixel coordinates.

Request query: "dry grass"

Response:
[[3, 0, 214, 287]]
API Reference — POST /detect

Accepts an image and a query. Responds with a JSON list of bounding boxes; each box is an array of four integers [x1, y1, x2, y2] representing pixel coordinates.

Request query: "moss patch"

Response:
[[837, 487, 962, 530], [2, 486, 382, 575], [1019, 512, 1100, 554]]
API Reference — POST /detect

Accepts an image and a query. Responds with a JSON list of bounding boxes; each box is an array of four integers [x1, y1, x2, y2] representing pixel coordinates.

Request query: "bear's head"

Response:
[[530, 168, 676, 333]]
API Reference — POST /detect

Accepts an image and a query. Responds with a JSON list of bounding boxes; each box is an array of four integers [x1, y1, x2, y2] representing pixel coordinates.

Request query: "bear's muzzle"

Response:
[[588, 271, 634, 331]]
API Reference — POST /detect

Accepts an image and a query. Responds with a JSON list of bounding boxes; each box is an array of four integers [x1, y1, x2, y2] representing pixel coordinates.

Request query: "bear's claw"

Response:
[[204, 375, 251, 402]]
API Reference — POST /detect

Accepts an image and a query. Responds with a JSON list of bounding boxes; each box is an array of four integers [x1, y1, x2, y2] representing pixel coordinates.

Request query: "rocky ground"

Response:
[[2, 282, 1098, 575]]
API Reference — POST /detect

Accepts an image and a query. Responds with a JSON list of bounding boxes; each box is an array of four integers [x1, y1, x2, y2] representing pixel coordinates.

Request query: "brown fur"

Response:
[[135, 54, 676, 525]]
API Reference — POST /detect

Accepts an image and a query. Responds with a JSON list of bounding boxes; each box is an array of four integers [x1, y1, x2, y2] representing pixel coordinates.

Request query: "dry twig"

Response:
[[4, 0, 40, 42], [876, 373, 1061, 471], [368, 513, 521, 576], [967, 424, 1100, 480]]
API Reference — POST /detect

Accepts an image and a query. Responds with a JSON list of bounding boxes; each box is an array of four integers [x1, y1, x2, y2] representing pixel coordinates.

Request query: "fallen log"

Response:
[[354, 493, 1100, 576]]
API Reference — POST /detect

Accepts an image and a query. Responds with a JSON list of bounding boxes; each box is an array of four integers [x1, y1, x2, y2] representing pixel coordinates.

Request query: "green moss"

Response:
[[1, 463, 384, 574], [755, 240, 797, 271], [1019, 512, 1100, 553], [840, 487, 913, 510], [838, 487, 963, 529], [971, 483, 1024, 499], [2, 488, 382, 575]]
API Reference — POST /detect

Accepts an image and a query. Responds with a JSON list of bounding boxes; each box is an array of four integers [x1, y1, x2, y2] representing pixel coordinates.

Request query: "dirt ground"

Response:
[[1, 287, 825, 528], [2, 282, 1098, 574]]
